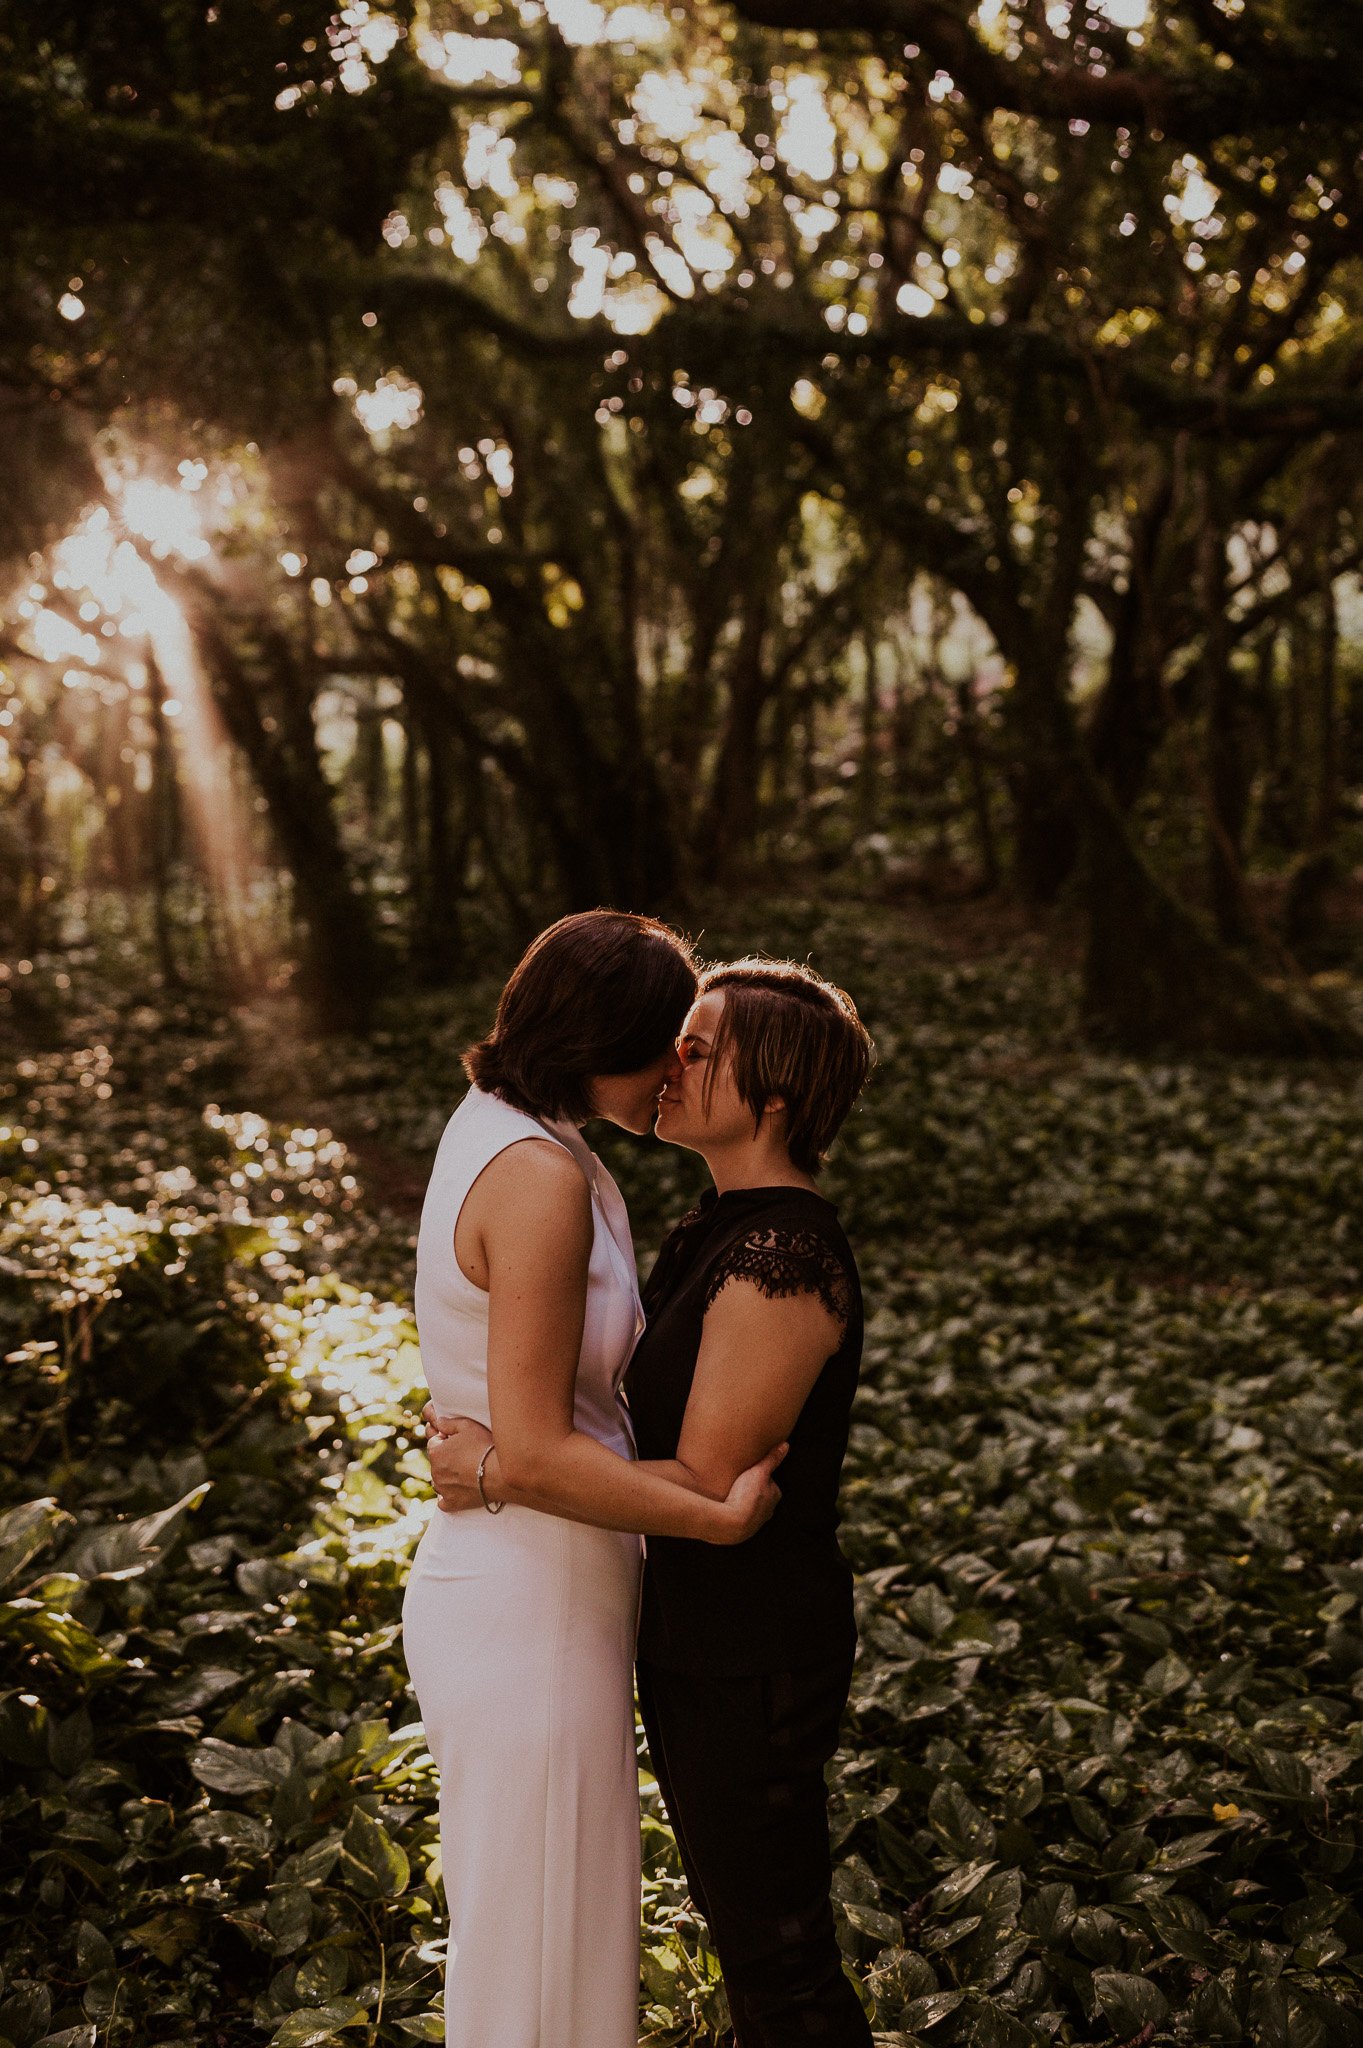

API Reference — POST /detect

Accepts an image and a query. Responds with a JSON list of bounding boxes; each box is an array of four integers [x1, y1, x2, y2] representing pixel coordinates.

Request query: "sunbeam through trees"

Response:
[[4, 2, 1363, 2045]]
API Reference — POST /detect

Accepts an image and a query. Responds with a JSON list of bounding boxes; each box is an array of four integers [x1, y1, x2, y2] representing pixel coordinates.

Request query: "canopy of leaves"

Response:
[[3, 0, 1363, 1040]]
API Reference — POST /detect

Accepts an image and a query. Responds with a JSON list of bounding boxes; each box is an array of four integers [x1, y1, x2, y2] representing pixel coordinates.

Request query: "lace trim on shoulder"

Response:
[[702, 1225, 853, 1328]]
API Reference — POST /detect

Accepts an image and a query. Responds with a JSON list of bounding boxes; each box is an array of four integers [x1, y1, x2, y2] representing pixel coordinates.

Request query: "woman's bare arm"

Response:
[[426, 1412, 719, 1520], [450, 1142, 781, 1543], [670, 1278, 845, 1495]]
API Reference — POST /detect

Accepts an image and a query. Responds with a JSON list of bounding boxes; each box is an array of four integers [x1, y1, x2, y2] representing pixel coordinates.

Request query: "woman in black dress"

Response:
[[427, 955, 874, 2047], [629, 958, 873, 2048]]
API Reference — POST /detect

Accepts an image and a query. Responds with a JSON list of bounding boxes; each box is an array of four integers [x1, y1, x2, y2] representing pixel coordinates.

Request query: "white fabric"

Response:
[[402, 1084, 645, 2048]]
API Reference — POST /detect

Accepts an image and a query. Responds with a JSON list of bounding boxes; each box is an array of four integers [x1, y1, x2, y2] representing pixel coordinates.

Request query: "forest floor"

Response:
[[5, 894, 1363, 2048]]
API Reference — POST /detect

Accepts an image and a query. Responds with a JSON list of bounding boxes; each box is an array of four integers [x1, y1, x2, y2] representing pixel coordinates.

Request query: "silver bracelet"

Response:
[[476, 1443, 503, 1514]]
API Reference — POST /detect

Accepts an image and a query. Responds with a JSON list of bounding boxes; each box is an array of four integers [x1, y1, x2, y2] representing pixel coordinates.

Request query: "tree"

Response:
[[3, 0, 1362, 1050]]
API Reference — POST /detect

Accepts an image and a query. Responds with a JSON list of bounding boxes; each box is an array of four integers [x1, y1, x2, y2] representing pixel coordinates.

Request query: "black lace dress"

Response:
[[624, 1184, 863, 1676]]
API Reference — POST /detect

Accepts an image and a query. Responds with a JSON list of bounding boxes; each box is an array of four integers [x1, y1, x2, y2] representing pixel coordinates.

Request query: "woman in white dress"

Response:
[[401, 910, 784, 2048]]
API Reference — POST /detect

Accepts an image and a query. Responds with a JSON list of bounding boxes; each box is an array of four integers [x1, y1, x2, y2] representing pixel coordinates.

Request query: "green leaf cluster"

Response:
[[5, 900, 1363, 2043]]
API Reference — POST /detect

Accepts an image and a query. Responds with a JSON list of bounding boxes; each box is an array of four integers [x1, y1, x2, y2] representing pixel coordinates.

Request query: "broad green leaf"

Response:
[[1093, 1970, 1169, 2033], [840, 1901, 902, 1945], [189, 1738, 290, 1795], [1141, 1653, 1192, 1698], [906, 1585, 956, 1640], [1243, 1744, 1313, 1801], [0, 1604, 124, 1678], [294, 1950, 348, 2004], [128, 1910, 199, 1965], [277, 1834, 343, 1887], [341, 1805, 410, 1898], [0, 1982, 50, 2046], [928, 1780, 995, 1860], [73, 1924, 113, 1979], [184, 1810, 273, 1855], [930, 1859, 997, 1911], [152, 1667, 245, 1716], [0, 1500, 71, 1594], [902, 1990, 965, 2031], [1142, 1894, 1219, 1969], [265, 1886, 313, 1954], [59, 1485, 210, 1583], [269, 2002, 365, 2048]]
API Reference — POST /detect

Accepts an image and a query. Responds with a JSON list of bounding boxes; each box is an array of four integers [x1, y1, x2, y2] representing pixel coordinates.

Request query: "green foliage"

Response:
[[0, 1118, 438, 2046], [5, 900, 1363, 2044]]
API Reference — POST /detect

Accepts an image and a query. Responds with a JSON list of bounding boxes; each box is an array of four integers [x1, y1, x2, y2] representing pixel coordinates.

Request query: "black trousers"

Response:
[[636, 1654, 873, 2048]]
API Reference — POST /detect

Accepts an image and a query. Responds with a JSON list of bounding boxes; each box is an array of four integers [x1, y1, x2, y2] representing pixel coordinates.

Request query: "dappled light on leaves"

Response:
[[775, 74, 838, 185], [1090, 0, 1149, 27], [120, 479, 212, 565], [352, 373, 425, 438], [417, 28, 522, 86], [328, 1, 401, 93], [5, 908, 1363, 2042]]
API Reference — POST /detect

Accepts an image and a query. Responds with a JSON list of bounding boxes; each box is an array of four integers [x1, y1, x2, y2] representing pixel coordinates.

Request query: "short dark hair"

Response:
[[464, 911, 698, 1123], [699, 959, 873, 1176]]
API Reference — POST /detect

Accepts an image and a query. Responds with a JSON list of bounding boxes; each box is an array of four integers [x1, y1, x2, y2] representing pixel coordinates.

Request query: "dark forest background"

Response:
[[6, 7, 1363, 2048], [4, 0, 1363, 1046]]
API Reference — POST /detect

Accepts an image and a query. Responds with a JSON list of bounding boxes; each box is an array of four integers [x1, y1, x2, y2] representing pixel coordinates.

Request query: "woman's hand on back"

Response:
[[423, 1401, 491, 1514], [714, 1443, 788, 1544]]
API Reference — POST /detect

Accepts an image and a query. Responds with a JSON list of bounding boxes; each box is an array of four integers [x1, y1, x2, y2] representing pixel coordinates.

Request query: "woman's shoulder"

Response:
[[437, 1088, 589, 1192], [702, 1191, 859, 1328]]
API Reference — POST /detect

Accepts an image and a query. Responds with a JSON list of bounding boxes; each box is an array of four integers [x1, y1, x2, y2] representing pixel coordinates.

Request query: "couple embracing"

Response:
[[401, 910, 875, 2048]]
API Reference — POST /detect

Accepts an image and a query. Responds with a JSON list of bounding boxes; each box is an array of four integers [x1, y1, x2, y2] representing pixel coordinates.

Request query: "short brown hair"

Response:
[[464, 911, 698, 1123], [699, 958, 873, 1175]]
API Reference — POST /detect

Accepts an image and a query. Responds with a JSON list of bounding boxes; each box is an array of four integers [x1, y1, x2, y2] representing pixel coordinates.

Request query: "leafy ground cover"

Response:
[[4, 900, 1363, 2048]]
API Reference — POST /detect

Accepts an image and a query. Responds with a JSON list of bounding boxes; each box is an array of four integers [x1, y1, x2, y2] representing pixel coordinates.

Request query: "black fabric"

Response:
[[637, 1655, 873, 2048], [625, 1185, 863, 1675]]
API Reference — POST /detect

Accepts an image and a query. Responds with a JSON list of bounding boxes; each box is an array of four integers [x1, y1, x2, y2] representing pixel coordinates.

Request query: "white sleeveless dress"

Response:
[[401, 1084, 645, 2048]]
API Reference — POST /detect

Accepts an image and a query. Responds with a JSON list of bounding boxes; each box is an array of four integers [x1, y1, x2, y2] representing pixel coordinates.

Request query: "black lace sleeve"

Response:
[[701, 1225, 853, 1329]]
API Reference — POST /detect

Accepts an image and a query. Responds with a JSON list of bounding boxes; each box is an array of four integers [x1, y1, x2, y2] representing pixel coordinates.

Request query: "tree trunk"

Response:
[[355, 697, 388, 841], [1283, 582, 1344, 962], [1003, 659, 1082, 902], [1310, 578, 1340, 850], [955, 679, 1000, 893], [21, 751, 47, 958], [697, 583, 774, 882], [186, 598, 384, 1028], [1001, 594, 1362, 1056], [400, 695, 422, 913], [1201, 523, 1253, 945], [1087, 470, 1176, 813], [857, 633, 879, 835], [414, 708, 466, 983], [1081, 776, 1361, 1055]]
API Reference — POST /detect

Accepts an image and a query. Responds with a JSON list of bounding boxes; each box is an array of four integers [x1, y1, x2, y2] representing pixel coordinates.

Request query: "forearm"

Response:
[[637, 1456, 727, 1500], [475, 1472, 608, 1527], [483, 1434, 730, 1539]]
